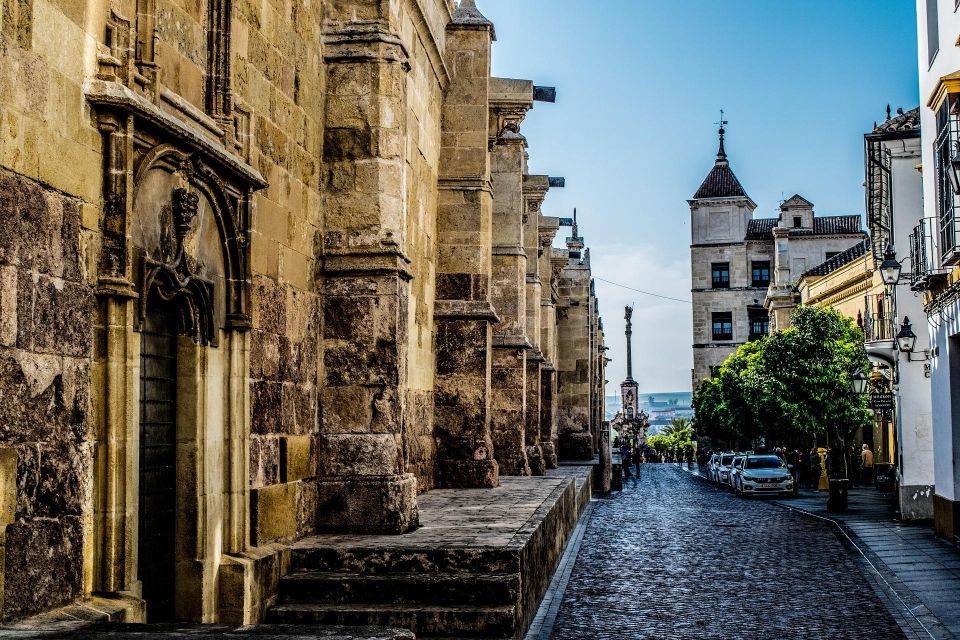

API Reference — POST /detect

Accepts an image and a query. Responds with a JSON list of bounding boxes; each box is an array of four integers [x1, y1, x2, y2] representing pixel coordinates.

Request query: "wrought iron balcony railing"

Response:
[[908, 218, 948, 291], [863, 312, 895, 344]]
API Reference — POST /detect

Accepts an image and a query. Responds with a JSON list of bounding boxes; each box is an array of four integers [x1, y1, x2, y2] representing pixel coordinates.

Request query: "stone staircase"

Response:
[[266, 544, 524, 638], [266, 468, 595, 639]]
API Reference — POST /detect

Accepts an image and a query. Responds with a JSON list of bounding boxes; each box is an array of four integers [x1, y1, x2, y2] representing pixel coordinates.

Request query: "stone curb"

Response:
[[523, 500, 596, 640]]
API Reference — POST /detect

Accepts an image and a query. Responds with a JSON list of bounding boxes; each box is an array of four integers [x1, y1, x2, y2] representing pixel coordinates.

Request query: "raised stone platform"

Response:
[[268, 466, 593, 639], [0, 624, 414, 639]]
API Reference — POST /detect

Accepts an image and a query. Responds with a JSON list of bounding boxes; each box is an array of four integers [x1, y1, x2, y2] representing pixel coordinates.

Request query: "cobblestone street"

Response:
[[548, 465, 907, 639]]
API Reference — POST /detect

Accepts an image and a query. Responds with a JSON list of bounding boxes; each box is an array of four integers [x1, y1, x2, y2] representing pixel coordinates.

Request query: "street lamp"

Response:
[[896, 316, 918, 354], [851, 368, 870, 395], [949, 155, 960, 195], [879, 244, 903, 286]]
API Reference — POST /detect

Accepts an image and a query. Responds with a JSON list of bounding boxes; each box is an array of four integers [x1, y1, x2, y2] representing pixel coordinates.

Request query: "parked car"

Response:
[[706, 454, 720, 482], [732, 454, 794, 497], [727, 454, 746, 489], [715, 453, 735, 487]]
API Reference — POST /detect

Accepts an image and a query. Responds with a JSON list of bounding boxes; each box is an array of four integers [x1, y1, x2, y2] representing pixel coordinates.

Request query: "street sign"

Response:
[[869, 393, 894, 410]]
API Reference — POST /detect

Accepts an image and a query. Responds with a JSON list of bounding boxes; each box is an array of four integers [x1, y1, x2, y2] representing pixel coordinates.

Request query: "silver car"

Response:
[[733, 454, 794, 497]]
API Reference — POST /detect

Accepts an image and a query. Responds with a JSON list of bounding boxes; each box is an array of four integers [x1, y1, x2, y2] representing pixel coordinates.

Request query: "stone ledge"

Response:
[[0, 623, 414, 639]]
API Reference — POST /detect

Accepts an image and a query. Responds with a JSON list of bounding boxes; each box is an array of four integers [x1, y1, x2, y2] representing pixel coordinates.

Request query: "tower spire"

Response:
[[715, 109, 729, 165], [624, 305, 634, 381]]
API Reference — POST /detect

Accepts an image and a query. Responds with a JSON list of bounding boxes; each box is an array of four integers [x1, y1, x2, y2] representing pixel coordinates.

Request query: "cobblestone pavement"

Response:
[[549, 464, 908, 640]]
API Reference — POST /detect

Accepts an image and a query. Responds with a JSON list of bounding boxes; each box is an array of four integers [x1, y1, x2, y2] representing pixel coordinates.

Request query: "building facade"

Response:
[[690, 128, 866, 388], [0, 0, 606, 625], [914, 0, 960, 540]]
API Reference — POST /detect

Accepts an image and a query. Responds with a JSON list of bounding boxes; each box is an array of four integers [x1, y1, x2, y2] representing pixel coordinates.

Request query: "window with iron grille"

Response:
[[934, 99, 960, 262], [711, 262, 730, 289], [751, 261, 770, 288], [712, 312, 733, 341]]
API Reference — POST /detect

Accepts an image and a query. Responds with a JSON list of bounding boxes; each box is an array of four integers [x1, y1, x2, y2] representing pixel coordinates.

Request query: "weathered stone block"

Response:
[[0, 448, 16, 525], [15, 440, 88, 519], [250, 481, 298, 545], [3, 516, 83, 620], [317, 433, 401, 477], [282, 434, 312, 483], [16, 272, 92, 357], [315, 473, 418, 535]]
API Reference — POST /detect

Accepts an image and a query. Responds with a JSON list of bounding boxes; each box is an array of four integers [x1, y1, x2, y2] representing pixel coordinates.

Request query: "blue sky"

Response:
[[480, 0, 920, 394]]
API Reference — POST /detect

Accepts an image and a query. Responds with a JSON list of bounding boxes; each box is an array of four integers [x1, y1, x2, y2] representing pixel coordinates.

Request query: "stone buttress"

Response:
[[433, 1, 500, 489]]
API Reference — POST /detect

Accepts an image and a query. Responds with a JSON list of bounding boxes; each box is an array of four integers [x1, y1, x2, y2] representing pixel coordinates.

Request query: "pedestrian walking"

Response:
[[633, 444, 642, 477], [809, 448, 821, 490], [622, 448, 633, 478], [861, 444, 874, 487]]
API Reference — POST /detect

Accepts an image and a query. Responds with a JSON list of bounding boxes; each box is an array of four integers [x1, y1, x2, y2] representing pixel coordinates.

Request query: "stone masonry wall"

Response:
[[0, 169, 91, 620], [238, 0, 326, 546], [0, 0, 102, 618]]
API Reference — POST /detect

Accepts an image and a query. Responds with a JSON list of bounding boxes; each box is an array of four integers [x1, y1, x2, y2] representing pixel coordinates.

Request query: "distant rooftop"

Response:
[[803, 240, 869, 277], [871, 106, 919, 135]]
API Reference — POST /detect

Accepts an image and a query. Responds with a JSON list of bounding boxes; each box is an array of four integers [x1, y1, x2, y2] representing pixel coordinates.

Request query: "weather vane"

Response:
[[715, 108, 728, 130]]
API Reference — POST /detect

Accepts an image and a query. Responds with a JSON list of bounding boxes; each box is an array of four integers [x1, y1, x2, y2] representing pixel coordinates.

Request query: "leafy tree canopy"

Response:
[[693, 305, 871, 455]]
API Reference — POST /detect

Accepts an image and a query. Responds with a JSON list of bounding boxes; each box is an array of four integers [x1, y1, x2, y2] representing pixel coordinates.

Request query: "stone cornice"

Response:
[[321, 250, 414, 281], [493, 334, 534, 350], [438, 176, 493, 193], [322, 22, 411, 70], [493, 244, 527, 257], [434, 299, 500, 322], [84, 79, 267, 188]]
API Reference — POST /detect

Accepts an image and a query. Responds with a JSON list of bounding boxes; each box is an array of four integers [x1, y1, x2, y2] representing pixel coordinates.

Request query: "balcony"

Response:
[[863, 312, 896, 367], [908, 218, 948, 291]]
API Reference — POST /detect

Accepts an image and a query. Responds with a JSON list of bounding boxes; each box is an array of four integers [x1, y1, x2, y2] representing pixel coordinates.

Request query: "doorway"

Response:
[[138, 306, 178, 621]]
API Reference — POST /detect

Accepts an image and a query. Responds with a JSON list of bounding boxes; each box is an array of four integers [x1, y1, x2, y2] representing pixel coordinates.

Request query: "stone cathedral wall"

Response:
[[0, 0, 607, 624]]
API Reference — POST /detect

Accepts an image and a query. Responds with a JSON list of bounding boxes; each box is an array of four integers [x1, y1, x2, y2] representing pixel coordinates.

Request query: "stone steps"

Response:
[[277, 571, 519, 606], [267, 603, 517, 638]]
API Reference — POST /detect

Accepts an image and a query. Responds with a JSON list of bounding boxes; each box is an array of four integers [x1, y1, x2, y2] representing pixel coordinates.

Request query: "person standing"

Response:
[[622, 447, 633, 478], [633, 443, 642, 477], [861, 444, 874, 487]]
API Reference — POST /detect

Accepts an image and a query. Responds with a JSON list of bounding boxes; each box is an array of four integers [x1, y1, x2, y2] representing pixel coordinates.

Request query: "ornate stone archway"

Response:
[[86, 80, 265, 621]]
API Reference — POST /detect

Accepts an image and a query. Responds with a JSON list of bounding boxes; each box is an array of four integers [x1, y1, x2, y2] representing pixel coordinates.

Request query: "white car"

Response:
[[727, 454, 746, 489], [715, 453, 735, 487], [706, 454, 720, 482], [733, 454, 794, 497]]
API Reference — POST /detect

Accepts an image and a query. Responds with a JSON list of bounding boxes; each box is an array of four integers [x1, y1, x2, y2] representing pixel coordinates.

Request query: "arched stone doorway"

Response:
[[86, 90, 265, 622]]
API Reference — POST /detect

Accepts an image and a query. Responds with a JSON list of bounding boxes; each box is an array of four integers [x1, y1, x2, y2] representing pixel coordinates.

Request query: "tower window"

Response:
[[711, 262, 730, 289], [712, 312, 733, 341]]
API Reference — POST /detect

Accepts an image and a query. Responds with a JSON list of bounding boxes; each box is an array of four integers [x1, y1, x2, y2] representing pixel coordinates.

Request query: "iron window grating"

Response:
[[934, 98, 960, 264]]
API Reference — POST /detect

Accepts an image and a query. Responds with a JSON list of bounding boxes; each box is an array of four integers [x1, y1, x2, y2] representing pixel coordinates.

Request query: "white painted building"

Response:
[[863, 109, 934, 520], [914, 0, 960, 540]]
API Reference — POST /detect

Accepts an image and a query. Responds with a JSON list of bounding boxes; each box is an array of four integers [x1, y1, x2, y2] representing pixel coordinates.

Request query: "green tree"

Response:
[[692, 305, 871, 477]]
